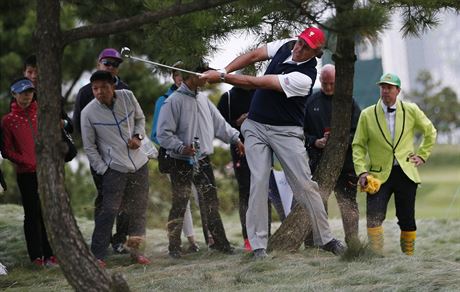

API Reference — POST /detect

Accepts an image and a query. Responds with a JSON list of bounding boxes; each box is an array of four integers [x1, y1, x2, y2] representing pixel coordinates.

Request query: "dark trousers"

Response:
[[168, 157, 230, 252], [367, 165, 418, 231], [334, 172, 359, 243], [17, 172, 53, 261], [91, 164, 149, 259], [91, 166, 129, 246], [268, 171, 286, 221], [304, 171, 359, 245], [231, 145, 251, 240]]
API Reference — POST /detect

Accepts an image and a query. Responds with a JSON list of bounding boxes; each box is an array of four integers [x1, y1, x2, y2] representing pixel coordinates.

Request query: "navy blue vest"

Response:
[[248, 40, 317, 126]]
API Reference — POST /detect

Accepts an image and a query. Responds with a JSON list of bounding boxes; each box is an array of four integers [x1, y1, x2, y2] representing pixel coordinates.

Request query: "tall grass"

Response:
[[0, 145, 458, 290], [1, 204, 459, 291]]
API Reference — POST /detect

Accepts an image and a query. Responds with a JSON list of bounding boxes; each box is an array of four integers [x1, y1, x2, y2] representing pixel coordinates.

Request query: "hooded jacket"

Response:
[[157, 83, 240, 161], [81, 89, 148, 175], [1, 101, 37, 173]]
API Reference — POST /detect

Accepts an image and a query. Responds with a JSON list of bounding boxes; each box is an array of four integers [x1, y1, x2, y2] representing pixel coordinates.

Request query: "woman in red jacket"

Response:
[[1, 78, 56, 267]]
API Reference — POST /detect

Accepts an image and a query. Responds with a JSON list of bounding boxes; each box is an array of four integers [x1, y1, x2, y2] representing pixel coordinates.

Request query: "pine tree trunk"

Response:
[[35, 0, 128, 291], [268, 0, 357, 251]]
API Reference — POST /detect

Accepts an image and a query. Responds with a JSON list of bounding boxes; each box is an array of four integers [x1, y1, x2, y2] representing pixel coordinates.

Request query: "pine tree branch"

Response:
[[62, 0, 238, 45]]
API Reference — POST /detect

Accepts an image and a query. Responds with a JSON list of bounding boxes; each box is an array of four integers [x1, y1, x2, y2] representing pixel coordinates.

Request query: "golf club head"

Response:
[[120, 47, 131, 58]]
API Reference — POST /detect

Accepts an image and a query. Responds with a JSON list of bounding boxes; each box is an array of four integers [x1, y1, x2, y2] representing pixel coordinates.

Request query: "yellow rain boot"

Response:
[[400, 231, 416, 256], [367, 226, 384, 254]]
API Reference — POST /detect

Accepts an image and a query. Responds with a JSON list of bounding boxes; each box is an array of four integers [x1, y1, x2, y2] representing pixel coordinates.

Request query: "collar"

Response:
[[176, 83, 197, 98], [96, 94, 116, 108], [321, 91, 333, 99], [284, 51, 312, 65], [114, 76, 120, 86], [381, 100, 397, 114]]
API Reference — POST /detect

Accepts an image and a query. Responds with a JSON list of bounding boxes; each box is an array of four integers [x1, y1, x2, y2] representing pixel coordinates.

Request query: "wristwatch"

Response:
[[135, 134, 144, 140], [217, 68, 226, 82]]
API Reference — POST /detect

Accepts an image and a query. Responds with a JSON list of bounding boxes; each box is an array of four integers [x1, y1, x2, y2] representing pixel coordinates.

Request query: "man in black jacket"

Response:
[[73, 48, 130, 254], [304, 64, 361, 245], [217, 87, 254, 251]]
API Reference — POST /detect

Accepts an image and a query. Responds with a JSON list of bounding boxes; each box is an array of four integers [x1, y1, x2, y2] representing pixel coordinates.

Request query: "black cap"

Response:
[[90, 70, 116, 84]]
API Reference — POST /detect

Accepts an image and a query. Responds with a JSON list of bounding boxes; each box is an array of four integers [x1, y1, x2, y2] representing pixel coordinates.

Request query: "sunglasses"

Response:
[[100, 59, 121, 68]]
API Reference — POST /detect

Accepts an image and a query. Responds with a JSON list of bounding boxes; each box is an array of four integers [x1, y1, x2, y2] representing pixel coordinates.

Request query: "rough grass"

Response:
[[1, 204, 459, 291], [1, 144, 458, 290]]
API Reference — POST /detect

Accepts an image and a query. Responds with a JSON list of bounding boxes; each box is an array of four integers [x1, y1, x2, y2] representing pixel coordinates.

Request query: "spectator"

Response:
[[81, 71, 150, 267], [353, 73, 437, 255], [216, 86, 254, 251], [1, 78, 57, 267], [73, 48, 130, 254], [304, 64, 361, 245], [151, 66, 201, 252], [157, 62, 244, 258]]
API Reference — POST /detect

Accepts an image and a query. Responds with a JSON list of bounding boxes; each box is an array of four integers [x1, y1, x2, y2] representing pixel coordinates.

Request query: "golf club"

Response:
[[120, 47, 203, 76]]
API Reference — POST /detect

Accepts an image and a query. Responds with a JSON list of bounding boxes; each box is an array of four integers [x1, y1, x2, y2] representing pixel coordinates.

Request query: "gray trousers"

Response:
[[241, 119, 333, 250], [91, 163, 149, 259]]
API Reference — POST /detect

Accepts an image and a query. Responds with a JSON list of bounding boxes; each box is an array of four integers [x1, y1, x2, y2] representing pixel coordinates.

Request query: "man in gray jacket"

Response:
[[81, 70, 150, 267], [157, 63, 244, 258]]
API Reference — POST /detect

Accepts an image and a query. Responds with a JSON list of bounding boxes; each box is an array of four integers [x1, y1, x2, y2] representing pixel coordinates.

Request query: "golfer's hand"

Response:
[[181, 145, 196, 156], [200, 70, 221, 83], [128, 137, 141, 149], [409, 155, 424, 167], [358, 172, 368, 187], [235, 140, 245, 157]]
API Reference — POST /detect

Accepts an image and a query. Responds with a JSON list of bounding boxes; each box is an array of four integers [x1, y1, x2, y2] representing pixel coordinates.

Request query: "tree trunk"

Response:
[[35, 0, 245, 290], [35, 0, 126, 291], [268, 0, 357, 251], [267, 204, 310, 252]]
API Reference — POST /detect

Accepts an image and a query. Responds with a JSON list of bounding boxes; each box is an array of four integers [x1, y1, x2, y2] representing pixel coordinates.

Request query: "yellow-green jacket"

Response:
[[352, 99, 436, 184]]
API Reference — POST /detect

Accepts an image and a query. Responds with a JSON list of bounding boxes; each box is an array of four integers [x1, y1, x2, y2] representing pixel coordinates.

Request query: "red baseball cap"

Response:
[[298, 27, 325, 49]]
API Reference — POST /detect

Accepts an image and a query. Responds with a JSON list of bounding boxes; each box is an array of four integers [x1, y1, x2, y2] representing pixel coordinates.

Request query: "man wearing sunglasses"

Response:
[[73, 48, 130, 255], [74, 48, 129, 133]]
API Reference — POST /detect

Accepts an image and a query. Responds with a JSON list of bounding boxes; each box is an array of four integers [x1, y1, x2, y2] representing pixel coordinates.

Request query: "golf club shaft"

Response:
[[127, 55, 203, 76]]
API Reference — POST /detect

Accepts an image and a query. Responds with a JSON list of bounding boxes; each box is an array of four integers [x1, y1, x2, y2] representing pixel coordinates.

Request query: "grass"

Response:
[[0, 144, 458, 291], [1, 204, 459, 291]]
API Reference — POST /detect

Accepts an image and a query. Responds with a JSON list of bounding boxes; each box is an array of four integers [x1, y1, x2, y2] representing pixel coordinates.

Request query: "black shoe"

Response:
[[209, 244, 234, 255], [168, 250, 181, 259], [253, 248, 268, 260], [321, 238, 346, 256], [304, 237, 315, 249], [112, 243, 129, 254]]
